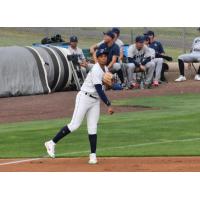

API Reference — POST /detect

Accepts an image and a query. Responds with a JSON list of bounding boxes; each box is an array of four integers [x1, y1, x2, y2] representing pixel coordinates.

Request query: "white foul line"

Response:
[[1, 137, 200, 167], [0, 158, 42, 166]]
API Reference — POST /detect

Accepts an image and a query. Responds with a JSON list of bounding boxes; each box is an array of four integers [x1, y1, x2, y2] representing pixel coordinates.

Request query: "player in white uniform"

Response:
[[45, 49, 114, 164], [175, 28, 200, 82], [126, 36, 155, 88]]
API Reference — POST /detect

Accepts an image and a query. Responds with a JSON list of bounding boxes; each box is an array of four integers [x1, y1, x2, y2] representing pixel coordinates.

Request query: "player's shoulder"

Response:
[[91, 63, 101, 72], [97, 40, 104, 47], [154, 40, 162, 46], [128, 44, 135, 49], [99, 42, 107, 48]]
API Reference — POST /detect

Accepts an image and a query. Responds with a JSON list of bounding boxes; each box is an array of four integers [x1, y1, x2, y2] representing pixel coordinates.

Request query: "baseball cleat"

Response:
[[194, 74, 200, 81], [175, 75, 186, 82], [129, 82, 139, 89], [152, 80, 159, 87], [45, 140, 56, 158], [88, 153, 98, 164]]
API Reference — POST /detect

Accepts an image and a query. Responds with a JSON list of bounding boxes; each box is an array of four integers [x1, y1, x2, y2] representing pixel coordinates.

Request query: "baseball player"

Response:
[[91, 28, 124, 62], [45, 48, 114, 164], [126, 36, 155, 88], [90, 30, 125, 85], [175, 28, 200, 82], [143, 35, 163, 86], [68, 35, 93, 78], [145, 30, 169, 82]]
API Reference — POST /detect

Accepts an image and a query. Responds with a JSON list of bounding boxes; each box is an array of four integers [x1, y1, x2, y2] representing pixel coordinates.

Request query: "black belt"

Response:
[[84, 92, 98, 99]]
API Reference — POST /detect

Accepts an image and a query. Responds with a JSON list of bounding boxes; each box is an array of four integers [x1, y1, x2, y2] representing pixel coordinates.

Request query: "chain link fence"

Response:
[[0, 27, 199, 59]]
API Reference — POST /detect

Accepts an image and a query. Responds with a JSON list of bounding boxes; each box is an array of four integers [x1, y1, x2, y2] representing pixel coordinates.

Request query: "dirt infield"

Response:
[[1, 157, 200, 172], [0, 80, 200, 124]]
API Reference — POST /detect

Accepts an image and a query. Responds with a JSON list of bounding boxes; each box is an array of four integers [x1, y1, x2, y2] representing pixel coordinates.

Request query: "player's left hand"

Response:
[[140, 65, 146, 72]]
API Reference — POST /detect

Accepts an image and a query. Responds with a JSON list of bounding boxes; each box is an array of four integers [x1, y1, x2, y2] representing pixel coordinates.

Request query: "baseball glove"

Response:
[[103, 72, 114, 87]]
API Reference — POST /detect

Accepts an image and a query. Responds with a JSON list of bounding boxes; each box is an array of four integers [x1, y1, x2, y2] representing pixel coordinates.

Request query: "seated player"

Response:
[[112, 28, 124, 63], [126, 36, 155, 89], [68, 35, 93, 78], [145, 30, 168, 82], [175, 28, 200, 82], [90, 30, 125, 85], [143, 35, 163, 86]]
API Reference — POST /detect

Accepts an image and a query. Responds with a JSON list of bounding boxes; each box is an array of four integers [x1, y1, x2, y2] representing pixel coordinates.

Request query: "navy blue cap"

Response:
[[135, 36, 145, 43], [96, 48, 109, 57], [103, 30, 115, 39], [112, 27, 120, 35], [70, 35, 78, 42], [144, 30, 155, 37]]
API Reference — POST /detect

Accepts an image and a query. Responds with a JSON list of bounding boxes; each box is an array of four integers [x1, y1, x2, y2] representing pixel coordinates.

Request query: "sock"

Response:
[[88, 134, 97, 154], [197, 66, 200, 75], [117, 69, 124, 83], [178, 59, 185, 76], [160, 67, 166, 81], [52, 125, 71, 143]]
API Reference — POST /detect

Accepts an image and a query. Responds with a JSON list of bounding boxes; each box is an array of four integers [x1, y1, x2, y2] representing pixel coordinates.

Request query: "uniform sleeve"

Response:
[[128, 45, 133, 58], [158, 42, 165, 54], [95, 84, 111, 106], [97, 40, 104, 48], [144, 46, 152, 58], [113, 45, 120, 56], [141, 46, 152, 65], [80, 49, 86, 60]]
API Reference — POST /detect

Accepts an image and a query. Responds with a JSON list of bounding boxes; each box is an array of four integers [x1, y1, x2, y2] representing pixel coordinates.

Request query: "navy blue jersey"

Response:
[[98, 42, 120, 64], [149, 41, 165, 54]]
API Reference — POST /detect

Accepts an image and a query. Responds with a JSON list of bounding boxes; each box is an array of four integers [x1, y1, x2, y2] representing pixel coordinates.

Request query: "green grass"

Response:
[[1, 93, 200, 158]]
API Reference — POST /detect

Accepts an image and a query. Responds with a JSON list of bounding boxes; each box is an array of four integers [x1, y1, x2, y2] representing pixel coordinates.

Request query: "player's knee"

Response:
[[178, 55, 184, 61], [127, 63, 135, 70], [148, 62, 155, 69], [158, 58, 163, 64], [68, 122, 81, 132], [113, 63, 121, 71], [88, 126, 97, 135]]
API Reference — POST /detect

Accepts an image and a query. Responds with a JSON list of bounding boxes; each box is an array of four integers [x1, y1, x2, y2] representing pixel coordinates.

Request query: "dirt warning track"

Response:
[[0, 157, 200, 172]]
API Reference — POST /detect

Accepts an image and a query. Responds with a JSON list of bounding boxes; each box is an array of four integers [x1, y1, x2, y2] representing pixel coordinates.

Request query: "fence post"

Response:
[[130, 28, 133, 44], [182, 27, 186, 53]]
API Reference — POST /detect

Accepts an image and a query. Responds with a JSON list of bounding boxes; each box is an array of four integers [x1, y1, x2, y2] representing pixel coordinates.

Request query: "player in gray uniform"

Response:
[[68, 35, 93, 78], [175, 28, 200, 82], [127, 36, 155, 88], [144, 35, 163, 86]]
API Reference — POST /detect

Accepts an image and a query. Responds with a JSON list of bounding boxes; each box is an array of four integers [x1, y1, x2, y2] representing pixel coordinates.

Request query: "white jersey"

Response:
[[128, 44, 151, 63], [68, 46, 86, 63], [81, 63, 108, 97], [192, 37, 200, 52]]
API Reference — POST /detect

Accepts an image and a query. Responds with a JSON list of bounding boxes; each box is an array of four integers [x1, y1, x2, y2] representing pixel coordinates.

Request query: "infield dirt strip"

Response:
[[1, 157, 200, 172]]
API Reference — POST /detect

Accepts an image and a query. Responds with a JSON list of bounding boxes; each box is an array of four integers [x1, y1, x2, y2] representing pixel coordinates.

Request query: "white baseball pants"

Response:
[[68, 91, 100, 135]]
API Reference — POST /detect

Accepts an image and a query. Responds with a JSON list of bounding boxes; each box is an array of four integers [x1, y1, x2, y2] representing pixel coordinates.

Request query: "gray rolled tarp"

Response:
[[0, 46, 50, 97], [0, 46, 72, 98]]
